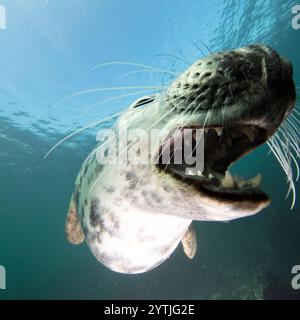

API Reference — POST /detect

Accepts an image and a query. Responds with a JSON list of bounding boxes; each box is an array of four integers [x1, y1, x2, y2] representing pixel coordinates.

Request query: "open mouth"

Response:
[[157, 124, 270, 204]]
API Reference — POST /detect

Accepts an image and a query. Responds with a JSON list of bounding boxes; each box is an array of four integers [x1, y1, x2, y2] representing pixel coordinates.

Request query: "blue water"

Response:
[[0, 0, 299, 299]]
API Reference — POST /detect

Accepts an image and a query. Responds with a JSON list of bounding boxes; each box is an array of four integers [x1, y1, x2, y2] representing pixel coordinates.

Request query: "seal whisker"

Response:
[[163, 89, 216, 172], [151, 92, 208, 180], [103, 93, 185, 168], [123, 92, 187, 157], [267, 126, 298, 209], [47, 95, 162, 159], [127, 95, 192, 196], [267, 138, 295, 207], [188, 109, 211, 160], [274, 130, 293, 176], [171, 105, 211, 173], [282, 118, 300, 143], [190, 39, 212, 55], [154, 91, 204, 167], [53, 86, 167, 107], [288, 113, 300, 130], [282, 119, 300, 157], [79, 89, 161, 117], [273, 132, 297, 203], [278, 126, 299, 179], [267, 139, 289, 177], [154, 53, 190, 66], [287, 119, 300, 137], [189, 40, 207, 57], [91, 61, 177, 76], [199, 40, 212, 55], [44, 112, 123, 158], [290, 111, 300, 126], [114, 69, 179, 81], [281, 129, 300, 163], [89, 98, 185, 194]]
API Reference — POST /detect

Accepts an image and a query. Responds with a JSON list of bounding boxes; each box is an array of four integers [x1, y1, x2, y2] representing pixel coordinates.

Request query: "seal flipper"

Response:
[[65, 194, 84, 245], [181, 223, 197, 259]]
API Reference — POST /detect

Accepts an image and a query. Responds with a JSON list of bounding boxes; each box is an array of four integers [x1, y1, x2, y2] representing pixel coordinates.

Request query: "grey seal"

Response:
[[65, 44, 296, 274]]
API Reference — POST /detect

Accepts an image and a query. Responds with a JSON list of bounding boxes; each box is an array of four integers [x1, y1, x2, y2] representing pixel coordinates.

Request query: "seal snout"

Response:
[[158, 44, 296, 214], [166, 44, 295, 133]]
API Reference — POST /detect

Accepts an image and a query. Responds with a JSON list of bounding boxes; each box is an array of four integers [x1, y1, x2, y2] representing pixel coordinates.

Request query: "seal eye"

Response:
[[132, 96, 156, 108]]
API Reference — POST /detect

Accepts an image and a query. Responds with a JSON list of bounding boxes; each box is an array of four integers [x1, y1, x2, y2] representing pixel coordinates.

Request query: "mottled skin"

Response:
[[66, 44, 295, 274]]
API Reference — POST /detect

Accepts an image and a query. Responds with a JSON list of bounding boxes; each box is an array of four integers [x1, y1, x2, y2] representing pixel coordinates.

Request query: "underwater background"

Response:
[[0, 0, 300, 300]]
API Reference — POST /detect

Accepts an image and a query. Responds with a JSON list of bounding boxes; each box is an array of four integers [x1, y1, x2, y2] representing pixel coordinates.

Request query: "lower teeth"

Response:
[[184, 168, 262, 190], [221, 171, 235, 188], [220, 171, 262, 189], [249, 173, 262, 187]]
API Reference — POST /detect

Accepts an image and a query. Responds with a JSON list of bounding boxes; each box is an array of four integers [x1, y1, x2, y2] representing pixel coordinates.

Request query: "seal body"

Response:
[[66, 44, 296, 274], [74, 154, 191, 274]]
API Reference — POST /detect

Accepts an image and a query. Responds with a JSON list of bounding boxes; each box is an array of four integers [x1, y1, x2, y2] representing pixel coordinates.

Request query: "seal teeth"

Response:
[[186, 169, 195, 176], [240, 127, 255, 142], [197, 170, 204, 177], [215, 127, 223, 136], [236, 179, 247, 188], [221, 171, 235, 188], [249, 173, 262, 187]]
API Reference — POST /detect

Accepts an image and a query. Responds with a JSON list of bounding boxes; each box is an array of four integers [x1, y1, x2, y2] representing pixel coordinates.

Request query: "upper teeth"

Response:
[[186, 169, 204, 177], [197, 170, 203, 176], [186, 169, 196, 176], [215, 127, 223, 136]]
